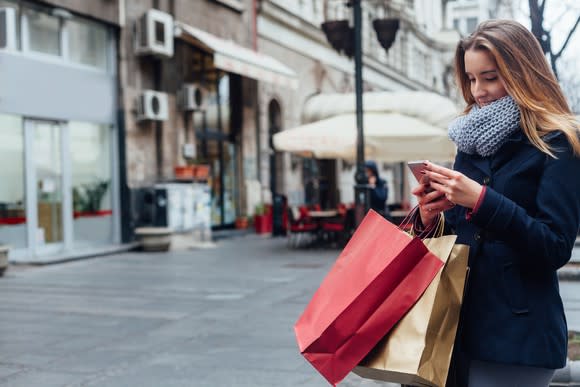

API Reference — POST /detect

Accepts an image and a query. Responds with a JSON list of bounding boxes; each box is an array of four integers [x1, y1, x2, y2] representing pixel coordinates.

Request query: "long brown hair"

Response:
[[454, 19, 580, 156]]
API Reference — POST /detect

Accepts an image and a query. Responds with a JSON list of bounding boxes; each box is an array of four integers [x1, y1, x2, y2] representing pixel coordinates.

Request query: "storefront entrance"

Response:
[[0, 115, 116, 262], [25, 119, 68, 255]]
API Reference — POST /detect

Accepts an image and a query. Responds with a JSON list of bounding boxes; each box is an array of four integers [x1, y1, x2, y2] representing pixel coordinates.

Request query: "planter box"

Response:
[[0, 245, 9, 277], [174, 166, 195, 179], [254, 214, 272, 234], [135, 227, 172, 252], [235, 217, 249, 229]]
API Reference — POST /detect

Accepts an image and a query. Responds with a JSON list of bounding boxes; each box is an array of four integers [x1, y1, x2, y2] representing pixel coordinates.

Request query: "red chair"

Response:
[[320, 204, 350, 246], [287, 206, 319, 248]]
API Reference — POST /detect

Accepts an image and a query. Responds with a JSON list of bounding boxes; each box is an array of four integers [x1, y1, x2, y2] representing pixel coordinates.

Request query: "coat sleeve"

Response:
[[470, 136, 580, 271]]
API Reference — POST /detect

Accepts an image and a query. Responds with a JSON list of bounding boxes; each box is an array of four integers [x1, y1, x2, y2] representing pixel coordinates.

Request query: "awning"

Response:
[[274, 91, 460, 162], [273, 112, 457, 162], [174, 21, 298, 90], [302, 91, 460, 126]]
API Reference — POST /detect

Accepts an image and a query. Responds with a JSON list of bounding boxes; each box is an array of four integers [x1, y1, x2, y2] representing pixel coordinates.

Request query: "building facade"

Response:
[[256, 0, 458, 210], [0, 0, 461, 263], [446, 0, 515, 36], [0, 0, 300, 262], [0, 0, 121, 262]]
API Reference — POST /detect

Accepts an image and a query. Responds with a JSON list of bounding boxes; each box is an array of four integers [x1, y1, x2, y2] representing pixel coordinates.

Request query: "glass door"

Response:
[[24, 119, 71, 256]]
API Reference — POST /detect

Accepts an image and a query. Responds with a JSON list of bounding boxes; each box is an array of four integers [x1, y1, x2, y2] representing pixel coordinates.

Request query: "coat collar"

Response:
[[456, 130, 525, 176]]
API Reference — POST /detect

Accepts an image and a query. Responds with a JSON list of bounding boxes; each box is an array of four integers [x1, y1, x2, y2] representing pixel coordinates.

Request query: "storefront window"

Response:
[[67, 18, 108, 70], [0, 114, 26, 248], [23, 6, 61, 56], [194, 71, 239, 228], [69, 122, 112, 247]]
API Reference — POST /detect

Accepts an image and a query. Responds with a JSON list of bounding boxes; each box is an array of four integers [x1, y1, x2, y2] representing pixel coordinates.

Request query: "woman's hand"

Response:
[[423, 161, 482, 209], [411, 179, 452, 227]]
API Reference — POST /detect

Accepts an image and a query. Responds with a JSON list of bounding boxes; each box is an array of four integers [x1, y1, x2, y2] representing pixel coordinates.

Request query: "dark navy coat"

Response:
[[445, 130, 580, 371]]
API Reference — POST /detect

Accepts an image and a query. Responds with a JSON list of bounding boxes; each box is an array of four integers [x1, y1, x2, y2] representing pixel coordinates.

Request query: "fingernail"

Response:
[[420, 170, 426, 174], [423, 162, 428, 166]]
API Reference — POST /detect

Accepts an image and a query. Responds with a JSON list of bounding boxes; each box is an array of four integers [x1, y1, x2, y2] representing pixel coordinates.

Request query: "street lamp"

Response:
[[321, 0, 400, 226]]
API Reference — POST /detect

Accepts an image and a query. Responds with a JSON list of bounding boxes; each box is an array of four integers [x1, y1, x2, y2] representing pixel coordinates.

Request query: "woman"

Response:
[[413, 20, 580, 386]]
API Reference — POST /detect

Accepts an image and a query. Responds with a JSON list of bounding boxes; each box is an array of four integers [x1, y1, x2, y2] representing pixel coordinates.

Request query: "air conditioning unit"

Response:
[[0, 7, 17, 51], [137, 90, 169, 121], [135, 9, 174, 58], [179, 84, 206, 111]]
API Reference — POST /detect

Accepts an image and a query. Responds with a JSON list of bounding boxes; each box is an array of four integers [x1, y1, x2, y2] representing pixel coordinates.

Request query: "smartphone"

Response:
[[407, 160, 427, 183], [407, 160, 434, 192]]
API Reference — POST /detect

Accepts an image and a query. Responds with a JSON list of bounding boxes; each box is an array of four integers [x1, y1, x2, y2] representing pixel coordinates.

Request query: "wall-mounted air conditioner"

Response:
[[0, 7, 17, 51], [137, 90, 169, 121], [179, 84, 207, 111], [135, 9, 174, 58]]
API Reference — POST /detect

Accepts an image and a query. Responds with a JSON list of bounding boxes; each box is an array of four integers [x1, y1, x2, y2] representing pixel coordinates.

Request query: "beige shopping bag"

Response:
[[354, 235, 469, 387]]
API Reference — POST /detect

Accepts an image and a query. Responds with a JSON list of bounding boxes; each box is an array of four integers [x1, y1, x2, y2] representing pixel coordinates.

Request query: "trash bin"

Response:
[[272, 193, 287, 237]]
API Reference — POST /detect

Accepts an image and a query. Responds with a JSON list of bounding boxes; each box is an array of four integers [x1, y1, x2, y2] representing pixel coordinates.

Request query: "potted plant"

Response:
[[235, 215, 249, 229], [72, 180, 110, 217]]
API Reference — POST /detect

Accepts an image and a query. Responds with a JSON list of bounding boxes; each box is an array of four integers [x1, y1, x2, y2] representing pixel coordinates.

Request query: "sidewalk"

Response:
[[0, 233, 579, 386], [556, 237, 580, 281]]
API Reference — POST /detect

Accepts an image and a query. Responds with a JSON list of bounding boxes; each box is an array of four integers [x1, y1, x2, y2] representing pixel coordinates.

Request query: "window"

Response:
[[0, 0, 20, 49], [0, 114, 26, 249], [67, 18, 108, 69], [24, 8, 61, 55], [453, 18, 460, 31], [5, 1, 111, 70], [70, 122, 113, 246], [23, 6, 61, 56], [466, 17, 478, 33]]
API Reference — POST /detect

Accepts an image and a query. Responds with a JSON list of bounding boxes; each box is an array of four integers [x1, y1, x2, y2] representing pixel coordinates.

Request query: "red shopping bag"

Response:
[[294, 210, 444, 386]]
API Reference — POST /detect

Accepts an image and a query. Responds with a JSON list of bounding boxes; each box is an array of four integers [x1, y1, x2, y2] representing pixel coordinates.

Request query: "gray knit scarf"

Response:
[[448, 95, 520, 157]]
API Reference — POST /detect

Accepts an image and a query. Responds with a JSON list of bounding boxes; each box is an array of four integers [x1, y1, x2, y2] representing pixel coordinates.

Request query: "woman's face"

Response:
[[464, 48, 508, 107]]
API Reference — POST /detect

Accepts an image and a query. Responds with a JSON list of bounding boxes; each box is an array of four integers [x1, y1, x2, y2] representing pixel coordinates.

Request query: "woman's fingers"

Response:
[[420, 196, 449, 212], [412, 184, 426, 195], [424, 161, 455, 177], [424, 170, 449, 186]]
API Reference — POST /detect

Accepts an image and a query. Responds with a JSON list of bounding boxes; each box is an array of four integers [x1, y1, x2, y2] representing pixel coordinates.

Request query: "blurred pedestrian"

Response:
[[412, 20, 580, 387], [364, 160, 390, 220]]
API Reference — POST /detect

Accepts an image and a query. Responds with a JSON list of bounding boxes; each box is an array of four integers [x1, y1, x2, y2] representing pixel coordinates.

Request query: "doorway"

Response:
[[24, 119, 71, 256]]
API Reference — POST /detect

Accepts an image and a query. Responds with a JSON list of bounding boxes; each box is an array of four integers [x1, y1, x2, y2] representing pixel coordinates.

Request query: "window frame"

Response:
[[9, 0, 112, 73]]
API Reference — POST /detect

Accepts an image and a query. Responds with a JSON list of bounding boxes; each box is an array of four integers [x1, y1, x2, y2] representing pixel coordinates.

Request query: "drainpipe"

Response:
[[252, 0, 258, 50]]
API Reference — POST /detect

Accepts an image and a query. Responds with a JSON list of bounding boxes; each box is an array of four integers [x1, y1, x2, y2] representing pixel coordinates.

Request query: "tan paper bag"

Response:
[[354, 235, 469, 387]]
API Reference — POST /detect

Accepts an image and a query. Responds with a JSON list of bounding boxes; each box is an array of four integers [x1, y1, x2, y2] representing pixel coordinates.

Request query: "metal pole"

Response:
[[352, 0, 369, 226]]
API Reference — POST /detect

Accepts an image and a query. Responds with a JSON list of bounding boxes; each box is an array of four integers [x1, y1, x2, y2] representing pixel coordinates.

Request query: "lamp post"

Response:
[[352, 0, 368, 227], [321, 0, 400, 226]]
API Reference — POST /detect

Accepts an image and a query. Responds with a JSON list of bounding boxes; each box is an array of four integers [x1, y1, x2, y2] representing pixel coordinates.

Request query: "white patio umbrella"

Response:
[[274, 91, 459, 162], [273, 112, 457, 162]]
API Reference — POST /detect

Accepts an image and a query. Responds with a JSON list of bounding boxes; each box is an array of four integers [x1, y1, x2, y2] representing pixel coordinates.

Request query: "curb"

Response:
[[551, 360, 580, 386], [558, 267, 580, 281]]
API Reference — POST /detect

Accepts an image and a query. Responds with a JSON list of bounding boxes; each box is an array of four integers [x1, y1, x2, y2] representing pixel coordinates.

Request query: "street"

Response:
[[0, 235, 579, 387]]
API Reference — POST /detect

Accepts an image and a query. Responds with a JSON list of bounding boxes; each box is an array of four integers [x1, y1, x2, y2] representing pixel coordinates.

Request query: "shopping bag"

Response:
[[294, 210, 449, 386], [354, 236, 469, 387]]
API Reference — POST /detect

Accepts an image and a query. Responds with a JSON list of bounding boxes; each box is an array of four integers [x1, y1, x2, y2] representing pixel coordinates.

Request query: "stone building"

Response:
[[256, 0, 459, 210], [0, 0, 460, 263]]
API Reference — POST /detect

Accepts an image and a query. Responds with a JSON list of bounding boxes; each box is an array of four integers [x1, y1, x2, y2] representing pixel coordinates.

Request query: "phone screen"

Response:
[[407, 161, 434, 192]]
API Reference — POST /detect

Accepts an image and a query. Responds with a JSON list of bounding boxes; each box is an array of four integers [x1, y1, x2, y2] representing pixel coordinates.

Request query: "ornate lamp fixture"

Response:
[[373, 18, 400, 51]]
